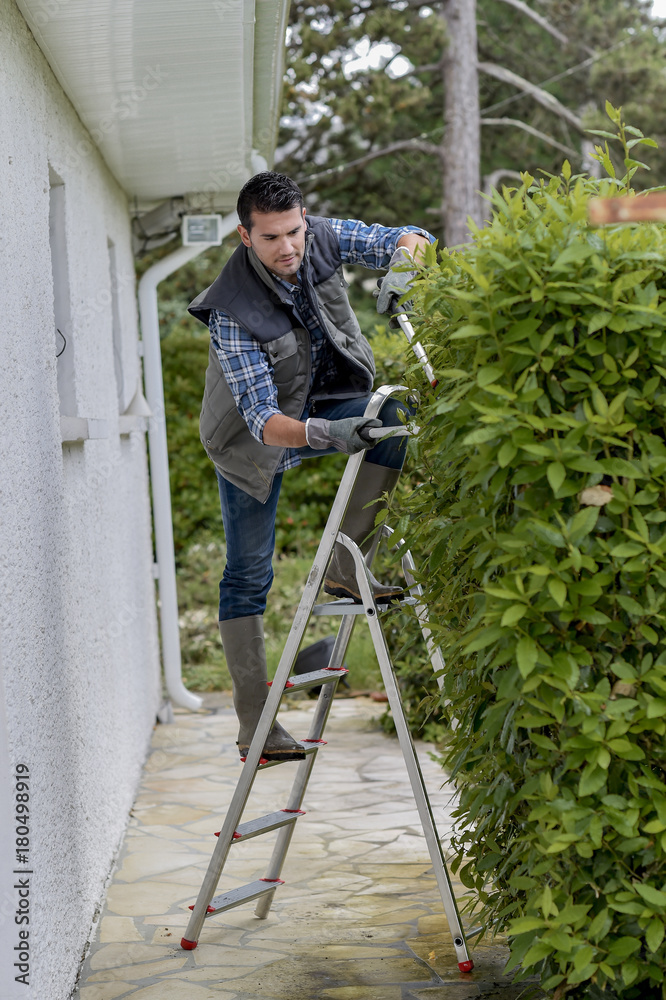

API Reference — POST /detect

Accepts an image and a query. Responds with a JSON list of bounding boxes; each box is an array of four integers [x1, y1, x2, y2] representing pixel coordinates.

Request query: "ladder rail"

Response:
[[182, 385, 407, 947], [341, 533, 472, 972], [254, 611, 357, 918], [182, 383, 473, 971], [381, 524, 446, 689]]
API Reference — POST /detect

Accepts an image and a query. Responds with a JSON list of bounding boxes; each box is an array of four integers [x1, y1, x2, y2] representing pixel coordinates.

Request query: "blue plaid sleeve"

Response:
[[326, 218, 435, 269], [209, 308, 281, 443]]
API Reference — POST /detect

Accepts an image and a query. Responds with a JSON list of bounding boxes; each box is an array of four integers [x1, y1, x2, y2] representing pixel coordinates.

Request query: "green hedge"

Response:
[[399, 108, 666, 998]]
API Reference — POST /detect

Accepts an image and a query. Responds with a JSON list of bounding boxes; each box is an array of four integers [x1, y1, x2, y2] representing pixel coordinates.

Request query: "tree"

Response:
[[441, 0, 482, 244], [278, 0, 666, 245]]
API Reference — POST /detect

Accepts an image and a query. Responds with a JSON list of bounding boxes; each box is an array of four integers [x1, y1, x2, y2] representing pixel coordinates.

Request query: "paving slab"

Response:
[[72, 695, 539, 1000]]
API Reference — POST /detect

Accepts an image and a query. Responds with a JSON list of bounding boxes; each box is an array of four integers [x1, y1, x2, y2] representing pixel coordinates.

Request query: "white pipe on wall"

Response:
[[138, 211, 239, 712]]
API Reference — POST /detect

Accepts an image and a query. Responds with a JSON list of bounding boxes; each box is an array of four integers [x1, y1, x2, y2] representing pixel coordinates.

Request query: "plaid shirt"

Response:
[[209, 217, 433, 473]]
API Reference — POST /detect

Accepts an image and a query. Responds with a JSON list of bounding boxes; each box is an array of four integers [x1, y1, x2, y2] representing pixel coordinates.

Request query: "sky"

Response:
[[653, 0, 666, 15]]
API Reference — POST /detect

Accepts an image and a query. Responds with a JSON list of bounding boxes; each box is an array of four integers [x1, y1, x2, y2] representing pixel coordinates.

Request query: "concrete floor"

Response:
[[72, 694, 536, 1000]]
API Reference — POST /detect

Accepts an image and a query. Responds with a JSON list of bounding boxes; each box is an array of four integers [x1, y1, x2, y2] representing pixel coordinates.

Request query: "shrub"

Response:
[[161, 324, 223, 553], [399, 107, 666, 998]]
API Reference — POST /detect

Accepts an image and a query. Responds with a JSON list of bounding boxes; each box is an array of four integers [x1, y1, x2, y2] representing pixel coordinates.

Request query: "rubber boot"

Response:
[[324, 463, 403, 603], [218, 616, 305, 761]]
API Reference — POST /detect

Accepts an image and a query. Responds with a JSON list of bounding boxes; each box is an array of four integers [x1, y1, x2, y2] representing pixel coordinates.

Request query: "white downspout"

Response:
[[138, 211, 239, 712]]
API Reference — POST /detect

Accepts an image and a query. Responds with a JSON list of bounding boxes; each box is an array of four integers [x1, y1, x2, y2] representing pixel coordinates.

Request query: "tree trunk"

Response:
[[440, 0, 482, 246]]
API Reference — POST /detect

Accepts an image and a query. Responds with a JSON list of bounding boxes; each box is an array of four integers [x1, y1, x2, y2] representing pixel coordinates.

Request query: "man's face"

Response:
[[237, 205, 307, 283]]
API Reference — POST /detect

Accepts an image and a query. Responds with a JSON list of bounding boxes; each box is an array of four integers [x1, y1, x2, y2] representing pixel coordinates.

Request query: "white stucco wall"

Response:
[[0, 2, 162, 997]]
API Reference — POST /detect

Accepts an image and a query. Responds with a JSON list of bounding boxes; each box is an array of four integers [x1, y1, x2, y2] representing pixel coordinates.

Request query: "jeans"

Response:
[[216, 394, 409, 621]]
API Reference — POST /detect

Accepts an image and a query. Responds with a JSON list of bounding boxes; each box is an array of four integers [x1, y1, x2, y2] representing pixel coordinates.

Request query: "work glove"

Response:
[[305, 416, 382, 455], [375, 246, 416, 319]]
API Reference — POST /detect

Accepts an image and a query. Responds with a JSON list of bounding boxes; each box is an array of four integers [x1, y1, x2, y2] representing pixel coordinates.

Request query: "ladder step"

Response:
[[199, 878, 285, 918], [215, 808, 306, 845], [287, 666, 348, 691], [241, 739, 326, 770], [313, 596, 417, 616]]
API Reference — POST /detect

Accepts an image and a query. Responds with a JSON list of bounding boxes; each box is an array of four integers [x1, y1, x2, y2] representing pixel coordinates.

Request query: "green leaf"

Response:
[[552, 243, 594, 270], [640, 624, 659, 644], [616, 594, 644, 617], [522, 940, 554, 967], [508, 916, 547, 934], [558, 903, 591, 924], [449, 324, 488, 340], [588, 311, 613, 335], [588, 127, 619, 140], [610, 542, 645, 557], [548, 577, 567, 608], [497, 441, 518, 467], [598, 458, 645, 479], [573, 945, 596, 971], [437, 368, 470, 381], [547, 461, 566, 493], [636, 883, 666, 908], [578, 608, 611, 625], [621, 959, 639, 986], [608, 936, 641, 959], [485, 585, 522, 600], [588, 909, 611, 941], [579, 766, 607, 797], [463, 625, 503, 653], [501, 604, 528, 627], [646, 918, 665, 952], [646, 699, 666, 719], [516, 636, 538, 678], [477, 365, 504, 387], [462, 425, 502, 446], [569, 505, 600, 542], [541, 884, 556, 917], [544, 928, 575, 949]]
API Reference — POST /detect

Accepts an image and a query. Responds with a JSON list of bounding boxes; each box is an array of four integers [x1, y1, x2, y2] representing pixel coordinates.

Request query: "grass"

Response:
[[177, 529, 384, 694]]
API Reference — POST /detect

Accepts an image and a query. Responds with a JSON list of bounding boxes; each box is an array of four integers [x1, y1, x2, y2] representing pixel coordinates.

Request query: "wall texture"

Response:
[[0, 2, 162, 996]]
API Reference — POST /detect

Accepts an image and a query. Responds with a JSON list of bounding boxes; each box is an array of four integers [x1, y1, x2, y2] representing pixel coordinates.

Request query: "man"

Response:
[[188, 171, 432, 762]]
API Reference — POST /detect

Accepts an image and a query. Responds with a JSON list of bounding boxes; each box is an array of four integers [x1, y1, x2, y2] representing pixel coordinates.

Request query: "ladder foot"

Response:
[[180, 938, 198, 950], [458, 960, 474, 973]]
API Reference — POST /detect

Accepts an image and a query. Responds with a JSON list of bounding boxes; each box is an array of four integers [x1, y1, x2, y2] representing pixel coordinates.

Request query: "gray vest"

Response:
[[188, 216, 375, 503]]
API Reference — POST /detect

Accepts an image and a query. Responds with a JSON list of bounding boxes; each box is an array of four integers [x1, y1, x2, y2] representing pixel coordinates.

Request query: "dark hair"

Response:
[[236, 171, 304, 231]]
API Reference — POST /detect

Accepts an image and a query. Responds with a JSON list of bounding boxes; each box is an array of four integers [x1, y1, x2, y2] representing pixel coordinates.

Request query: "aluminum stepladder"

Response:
[[180, 382, 474, 973]]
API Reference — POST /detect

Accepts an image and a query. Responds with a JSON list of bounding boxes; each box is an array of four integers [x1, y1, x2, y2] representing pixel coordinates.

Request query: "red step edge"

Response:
[[260, 877, 285, 884], [267, 680, 295, 688]]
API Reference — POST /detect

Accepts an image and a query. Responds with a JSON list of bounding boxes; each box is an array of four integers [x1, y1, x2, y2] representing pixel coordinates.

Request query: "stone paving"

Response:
[[72, 694, 531, 1000]]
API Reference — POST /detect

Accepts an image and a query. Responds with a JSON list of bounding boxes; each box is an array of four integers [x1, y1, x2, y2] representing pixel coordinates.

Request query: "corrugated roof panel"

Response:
[[15, 0, 286, 204]]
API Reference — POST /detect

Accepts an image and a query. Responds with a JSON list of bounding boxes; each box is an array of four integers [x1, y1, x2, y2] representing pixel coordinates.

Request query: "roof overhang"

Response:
[[16, 0, 290, 210]]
